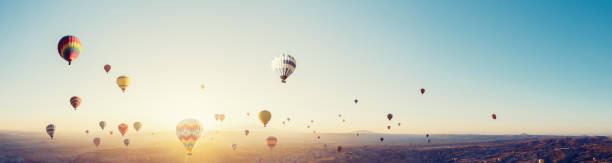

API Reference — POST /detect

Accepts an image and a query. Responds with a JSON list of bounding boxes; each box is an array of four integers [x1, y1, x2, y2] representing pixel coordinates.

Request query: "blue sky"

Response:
[[0, 0, 611, 135]]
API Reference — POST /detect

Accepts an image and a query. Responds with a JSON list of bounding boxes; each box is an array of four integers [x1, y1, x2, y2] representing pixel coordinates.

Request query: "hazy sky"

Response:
[[0, 0, 611, 135]]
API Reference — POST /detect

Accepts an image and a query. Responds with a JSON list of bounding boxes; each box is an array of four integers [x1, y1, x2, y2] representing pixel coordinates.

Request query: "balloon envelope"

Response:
[[99, 121, 106, 130], [57, 35, 81, 65], [266, 136, 278, 150], [104, 64, 111, 73], [387, 113, 393, 121], [116, 75, 130, 93], [219, 114, 225, 122], [420, 88, 425, 95], [70, 96, 82, 110], [46, 124, 55, 140], [133, 122, 142, 131], [244, 130, 250, 136], [259, 110, 272, 127], [118, 123, 128, 136], [93, 137, 101, 147], [123, 139, 130, 146], [232, 144, 238, 151], [492, 114, 497, 120], [271, 54, 297, 83], [176, 119, 202, 155]]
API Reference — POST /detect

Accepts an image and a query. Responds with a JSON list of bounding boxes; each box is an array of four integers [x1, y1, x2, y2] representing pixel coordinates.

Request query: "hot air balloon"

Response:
[[46, 124, 55, 140], [57, 35, 81, 65], [259, 110, 271, 127], [354, 99, 358, 104], [118, 123, 128, 136], [116, 75, 130, 93], [427, 139, 431, 144], [200, 84, 205, 90], [426, 134, 429, 138], [176, 119, 202, 155], [271, 54, 296, 83], [232, 144, 238, 151], [356, 133, 360, 136], [282, 121, 286, 125], [85, 130, 89, 134], [219, 114, 225, 122], [387, 113, 393, 121], [317, 136, 320, 140], [266, 136, 277, 150], [310, 120, 314, 123], [420, 88, 425, 95], [104, 64, 111, 74], [214, 114, 220, 121], [338, 114, 342, 118], [307, 125, 310, 128], [337, 146, 342, 153], [244, 130, 250, 136], [387, 125, 391, 130], [491, 113, 497, 120], [342, 119, 346, 123], [123, 139, 130, 146], [246, 112, 250, 117], [380, 137, 384, 142], [93, 137, 101, 147], [313, 130, 316, 134], [324, 144, 328, 148], [133, 122, 142, 132], [99, 121, 106, 130], [110, 131, 113, 135], [70, 96, 82, 110]]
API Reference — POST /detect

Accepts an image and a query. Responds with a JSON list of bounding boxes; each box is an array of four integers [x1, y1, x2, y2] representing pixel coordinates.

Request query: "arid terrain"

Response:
[[0, 131, 610, 163]]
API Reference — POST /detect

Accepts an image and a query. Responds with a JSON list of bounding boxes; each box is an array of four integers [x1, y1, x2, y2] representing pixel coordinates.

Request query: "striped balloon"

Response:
[[57, 35, 81, 65], [266, 136, 278, 150], [116, 75, 130, 93], [70, 96, 81, 110], [271, 54, 296, 83], [176, 119, 202, 155], [46, 124, 55, 140]]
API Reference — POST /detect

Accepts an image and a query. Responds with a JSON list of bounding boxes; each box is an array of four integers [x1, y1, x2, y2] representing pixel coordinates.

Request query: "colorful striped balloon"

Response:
[[46, 124, 55, 140], [116, 75, 130, 93], [176, 119, 202, 155], [271, 54, 296, 83], [57, 35, 81, 65], [70, 96, 81, 110], [266, 136, 277, 150]]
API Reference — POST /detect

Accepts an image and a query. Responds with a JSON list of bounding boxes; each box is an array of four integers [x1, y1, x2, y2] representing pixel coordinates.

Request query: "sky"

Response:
[[0, 0, 611, 136]]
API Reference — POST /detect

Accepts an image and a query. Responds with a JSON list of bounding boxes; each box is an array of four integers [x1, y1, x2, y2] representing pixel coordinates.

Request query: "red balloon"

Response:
[[491, 114, 497, 120], [104, 64, 111, 73], [118, 123, 128, 136], [420, 88, 426, 95]]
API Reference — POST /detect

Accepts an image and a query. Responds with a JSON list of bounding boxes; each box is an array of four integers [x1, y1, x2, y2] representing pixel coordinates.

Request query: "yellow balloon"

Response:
[[200, 84, 205, 90], [259, 110, 271, 127], [116, 75, 131, 93]]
